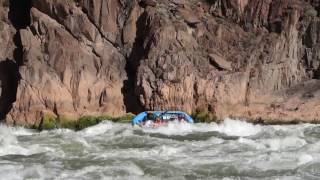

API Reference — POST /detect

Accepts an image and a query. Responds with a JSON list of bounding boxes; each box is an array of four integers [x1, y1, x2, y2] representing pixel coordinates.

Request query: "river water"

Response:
[[0, 118, 320, 180]]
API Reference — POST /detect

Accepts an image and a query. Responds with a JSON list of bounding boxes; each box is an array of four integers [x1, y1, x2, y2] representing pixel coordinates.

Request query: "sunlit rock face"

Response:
[[131, 0, 320, 122], [0, 0, 320, 125], [6, 0, 134, 125]]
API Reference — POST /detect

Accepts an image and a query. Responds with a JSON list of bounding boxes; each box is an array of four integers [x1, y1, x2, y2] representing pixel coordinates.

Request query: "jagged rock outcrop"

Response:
[[6, 0, 137, 125], [1, 0, 320, 125]]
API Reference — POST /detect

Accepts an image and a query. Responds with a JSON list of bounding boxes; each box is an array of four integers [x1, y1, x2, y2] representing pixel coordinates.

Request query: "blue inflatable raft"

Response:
[[132, 111, 194, 127]]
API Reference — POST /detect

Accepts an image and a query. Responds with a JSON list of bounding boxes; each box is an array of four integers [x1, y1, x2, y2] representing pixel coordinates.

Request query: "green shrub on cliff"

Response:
[[111, 113, 135, 123], [37, 113, 136, 131], [58, 116, 77, 129], [39, 115, 57, 130], [76, 116, 103, 130], [192, 111, 217, 123], [96, 115, 113, 122]]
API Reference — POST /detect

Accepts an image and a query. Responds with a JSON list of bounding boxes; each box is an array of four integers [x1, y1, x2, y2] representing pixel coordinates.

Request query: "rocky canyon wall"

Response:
[[0, 0, 320, 125]]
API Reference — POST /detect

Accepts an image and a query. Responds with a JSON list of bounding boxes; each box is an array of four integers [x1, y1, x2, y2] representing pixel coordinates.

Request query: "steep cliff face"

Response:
[[1, 0, 320, 125], [132, 0, 320, 122], [6, 0, 135, 125]]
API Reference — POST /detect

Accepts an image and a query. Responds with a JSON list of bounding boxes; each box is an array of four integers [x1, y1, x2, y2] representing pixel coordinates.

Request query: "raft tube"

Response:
[[132, 111, 194, 126]]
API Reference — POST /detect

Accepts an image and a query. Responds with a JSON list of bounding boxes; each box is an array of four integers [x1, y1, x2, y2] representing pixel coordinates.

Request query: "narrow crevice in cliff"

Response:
[[9, 0, 32, 66], [9, 0, 32, 29], [122, 12, 150, 114], [9, 0, 31, 67], [0, 0, 31, 120], [122, 61, 144, 114], [0, 60, 20, 120]]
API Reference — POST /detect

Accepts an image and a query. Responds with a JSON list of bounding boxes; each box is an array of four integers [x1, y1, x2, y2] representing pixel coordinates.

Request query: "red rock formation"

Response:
[[0, 0, 320, 125]]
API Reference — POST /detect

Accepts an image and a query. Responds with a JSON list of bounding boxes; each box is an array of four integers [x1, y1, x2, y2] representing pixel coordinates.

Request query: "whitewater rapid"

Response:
[[0, 118, 320, 179]]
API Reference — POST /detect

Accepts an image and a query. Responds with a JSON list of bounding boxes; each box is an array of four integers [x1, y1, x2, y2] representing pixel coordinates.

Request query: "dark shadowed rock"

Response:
[[140, 0, 157, 7]]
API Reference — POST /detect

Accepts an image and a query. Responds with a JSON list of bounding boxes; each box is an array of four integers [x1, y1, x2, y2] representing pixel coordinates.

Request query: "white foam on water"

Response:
[[0, 163, 49, 180], [238, 137, 266, 150], [0, 125, 58, 157], [187, 136, 224, 150], [211, 118, 262, 137], [0, 125, 33, 156], [56, 165, 105, 180], [10, 127, 36, 136], [44, 128, 74, 134], [270, 124, 308, 138], [154, 145, 184, 157], [222, 178, 234, 180], [80, 121, 114, 137], [124, 162, 145, 176], [263, 137, 307, 151], [142, 120, 193, 135], [20, 164, 48, 179], [73, 136, 91, 148], [97, 144, 184, 161], [0, 125, 18, 145], [252, 153, 297, 171], [2, 119, 320, 179], [0, 164, 24, 180], [275, 176, 304, 180], [0, 140, 52, 157], [141, 118, 261, 137], [298, 154, 313, 165], [57, 162, 145, 179]]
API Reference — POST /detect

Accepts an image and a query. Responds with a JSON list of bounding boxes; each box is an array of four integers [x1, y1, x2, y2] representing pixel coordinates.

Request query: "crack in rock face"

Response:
[[0, 60, 19, 120]]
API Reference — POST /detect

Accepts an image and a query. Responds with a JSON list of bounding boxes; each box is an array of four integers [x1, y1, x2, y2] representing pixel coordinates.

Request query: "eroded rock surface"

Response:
[[0, 0, 320, 125]]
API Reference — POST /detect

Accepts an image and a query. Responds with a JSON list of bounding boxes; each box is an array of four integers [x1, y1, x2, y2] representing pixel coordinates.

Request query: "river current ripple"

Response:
[[0, 119, 320, 180]]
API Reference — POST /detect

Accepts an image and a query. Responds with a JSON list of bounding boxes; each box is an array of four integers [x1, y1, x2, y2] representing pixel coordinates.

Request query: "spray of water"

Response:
[[0, 119, 318, 179]]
